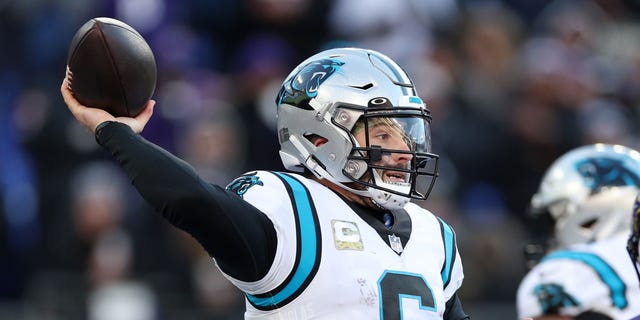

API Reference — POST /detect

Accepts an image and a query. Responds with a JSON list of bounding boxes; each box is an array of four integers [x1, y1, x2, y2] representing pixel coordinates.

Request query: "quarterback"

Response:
[[61, 48, 469, 319]]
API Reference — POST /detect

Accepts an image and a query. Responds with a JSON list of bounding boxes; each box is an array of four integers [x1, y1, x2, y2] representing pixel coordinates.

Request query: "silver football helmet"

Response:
[[276, 47, 439, 210], [529, 144, 640, 249]]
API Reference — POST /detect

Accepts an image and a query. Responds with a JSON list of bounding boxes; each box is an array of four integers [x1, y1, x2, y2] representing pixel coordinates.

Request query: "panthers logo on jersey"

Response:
[[226, 173, 263, 198], [276, 58, 345, 107], [575, 157, 640, 194], [533, 283, 580, 314]]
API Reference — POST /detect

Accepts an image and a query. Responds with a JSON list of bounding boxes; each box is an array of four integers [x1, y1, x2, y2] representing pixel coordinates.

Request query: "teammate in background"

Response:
[[516, 144, 640, 320], [61, 47, 470, 319]]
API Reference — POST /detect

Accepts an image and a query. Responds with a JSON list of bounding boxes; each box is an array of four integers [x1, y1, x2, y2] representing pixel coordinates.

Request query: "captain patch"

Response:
[[332, 220, 363, 251]]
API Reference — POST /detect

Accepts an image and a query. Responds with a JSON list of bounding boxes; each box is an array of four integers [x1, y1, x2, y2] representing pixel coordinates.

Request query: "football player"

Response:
[[517, 144, 640, 320], [61, 47, 469, 319]]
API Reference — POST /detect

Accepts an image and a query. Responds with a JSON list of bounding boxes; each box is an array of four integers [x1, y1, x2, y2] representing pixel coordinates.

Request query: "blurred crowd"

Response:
[[2, 0, 640, 319]]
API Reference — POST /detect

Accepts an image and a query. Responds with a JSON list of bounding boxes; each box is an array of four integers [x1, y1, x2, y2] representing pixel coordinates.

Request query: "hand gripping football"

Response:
[[66, 17, 157, 117]]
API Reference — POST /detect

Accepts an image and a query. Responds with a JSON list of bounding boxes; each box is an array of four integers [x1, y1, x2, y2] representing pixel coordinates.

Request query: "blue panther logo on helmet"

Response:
[[226, 173, 264, 198], [576, 157, 640, 194], [276, 58, 345, 107]]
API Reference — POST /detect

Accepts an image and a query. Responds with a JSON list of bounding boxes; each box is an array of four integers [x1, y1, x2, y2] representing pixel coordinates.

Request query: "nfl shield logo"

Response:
[[388, 234, 403, 254]]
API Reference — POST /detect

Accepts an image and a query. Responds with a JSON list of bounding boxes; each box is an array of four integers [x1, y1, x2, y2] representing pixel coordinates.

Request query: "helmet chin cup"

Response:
[[369, 188, 410, 210], [369, 169, 411, 210]]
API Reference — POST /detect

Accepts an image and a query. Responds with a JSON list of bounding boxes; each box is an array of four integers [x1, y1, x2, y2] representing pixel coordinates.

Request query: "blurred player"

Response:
[[517, 144, 640, 320], [61, 47, 469, 319]]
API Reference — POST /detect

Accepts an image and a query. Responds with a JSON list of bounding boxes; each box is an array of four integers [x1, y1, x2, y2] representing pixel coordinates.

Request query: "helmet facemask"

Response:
[[333, 102, 439, 209]]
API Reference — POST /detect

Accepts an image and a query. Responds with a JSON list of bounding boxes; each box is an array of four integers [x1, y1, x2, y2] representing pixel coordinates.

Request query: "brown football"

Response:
[[66, 17, 157, 117]]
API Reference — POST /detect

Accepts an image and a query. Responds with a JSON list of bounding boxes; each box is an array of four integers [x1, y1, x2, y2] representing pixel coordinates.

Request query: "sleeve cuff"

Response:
[[94, 121, 133, 145]]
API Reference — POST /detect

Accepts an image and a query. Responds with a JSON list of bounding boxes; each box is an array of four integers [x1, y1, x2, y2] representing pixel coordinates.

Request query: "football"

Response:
[[66, 17, 157, 117]]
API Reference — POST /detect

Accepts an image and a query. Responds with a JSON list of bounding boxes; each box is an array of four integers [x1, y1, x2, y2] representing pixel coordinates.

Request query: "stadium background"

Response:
[[2, 0, 640, 319]]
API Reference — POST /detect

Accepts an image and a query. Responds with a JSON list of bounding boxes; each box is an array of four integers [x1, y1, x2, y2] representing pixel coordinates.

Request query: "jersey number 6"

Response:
[[378, 270, 436, 319]]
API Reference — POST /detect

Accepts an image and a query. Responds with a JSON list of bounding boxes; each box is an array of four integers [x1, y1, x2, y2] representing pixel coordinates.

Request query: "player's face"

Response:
[[353, 118, 413, 184]]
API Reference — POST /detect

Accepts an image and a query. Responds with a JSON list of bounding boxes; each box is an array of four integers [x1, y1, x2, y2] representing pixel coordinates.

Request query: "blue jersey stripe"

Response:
[[543, 251, 628, 309], [246, 172, 320, 308], [438, 218, 455, 287]]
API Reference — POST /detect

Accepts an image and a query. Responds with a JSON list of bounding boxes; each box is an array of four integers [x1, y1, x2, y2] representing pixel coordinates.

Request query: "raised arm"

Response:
[[61, 77, 277, 282]]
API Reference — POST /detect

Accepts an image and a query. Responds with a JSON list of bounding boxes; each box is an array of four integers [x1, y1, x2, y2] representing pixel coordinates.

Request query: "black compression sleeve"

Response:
[[95, 121, 277, 281], [444, 293, 470, 320]]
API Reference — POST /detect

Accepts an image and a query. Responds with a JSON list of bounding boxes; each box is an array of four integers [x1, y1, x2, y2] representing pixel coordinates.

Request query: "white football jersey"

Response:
[[517, 232, 640, 319], [220, 171, 464, 320]]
